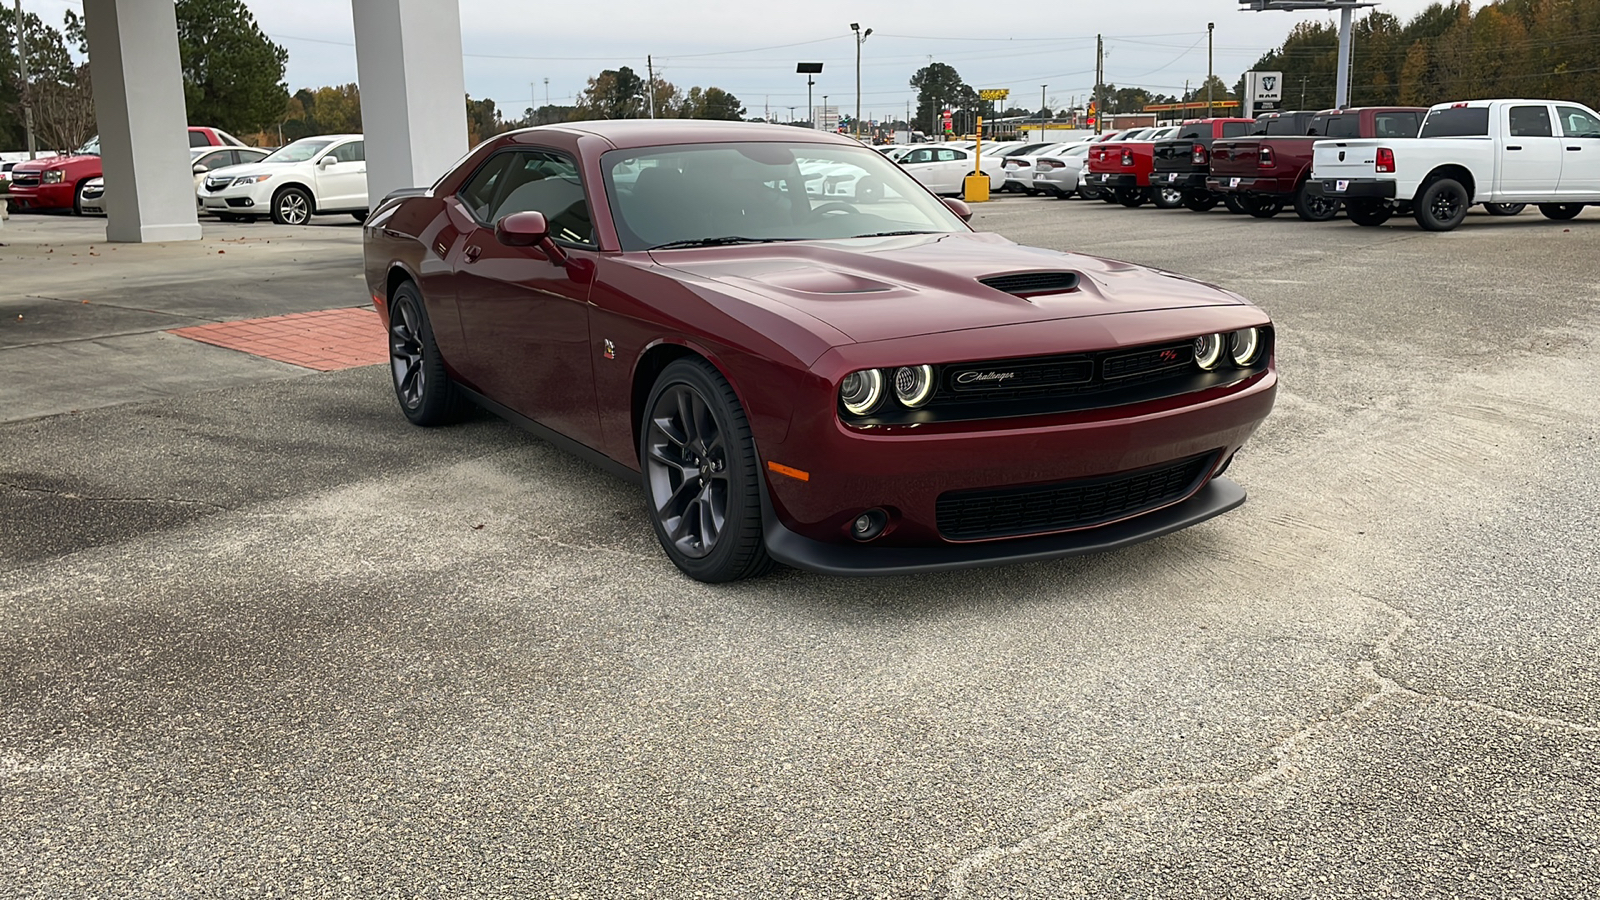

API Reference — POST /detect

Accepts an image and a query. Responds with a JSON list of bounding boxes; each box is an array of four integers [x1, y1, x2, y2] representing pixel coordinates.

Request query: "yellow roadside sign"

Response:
[[978, 89, 1010, 101]]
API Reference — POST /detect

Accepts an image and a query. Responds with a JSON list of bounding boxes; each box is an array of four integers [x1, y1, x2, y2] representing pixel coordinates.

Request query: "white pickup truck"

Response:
[[1306, 98, 1600, 230]]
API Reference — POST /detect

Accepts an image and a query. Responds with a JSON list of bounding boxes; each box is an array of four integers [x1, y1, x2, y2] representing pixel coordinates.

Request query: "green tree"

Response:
[[0, 8, 90, 152], [910, 62, 973, 134], [573, 66, 645, 119], [680, 86, 744, 120], [174, 0, 289, 133]]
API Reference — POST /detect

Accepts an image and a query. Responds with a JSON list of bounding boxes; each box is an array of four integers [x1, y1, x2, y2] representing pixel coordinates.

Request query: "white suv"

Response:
[[198, 134, 368, 224]]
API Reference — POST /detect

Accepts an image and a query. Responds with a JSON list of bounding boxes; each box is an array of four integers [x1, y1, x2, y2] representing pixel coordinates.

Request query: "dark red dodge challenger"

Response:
[[364, 121, 1277, 582]]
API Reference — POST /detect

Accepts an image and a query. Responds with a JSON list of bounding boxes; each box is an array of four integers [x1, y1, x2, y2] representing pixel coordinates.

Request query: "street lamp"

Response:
[[797, 62, 823, 129], [851, 23, 872, 140], [1237, 0, 1379, 108]]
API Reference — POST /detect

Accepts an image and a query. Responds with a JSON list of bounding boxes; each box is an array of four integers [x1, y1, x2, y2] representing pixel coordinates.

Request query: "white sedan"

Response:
[[77, 146, 271, 215], [897, 144, 1007, 197], [1032, 143, 1092, 198], [198, 134, 368, 224]]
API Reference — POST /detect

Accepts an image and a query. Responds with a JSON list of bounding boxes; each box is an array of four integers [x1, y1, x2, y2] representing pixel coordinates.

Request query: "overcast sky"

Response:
[[33, 0, 1447, 120]]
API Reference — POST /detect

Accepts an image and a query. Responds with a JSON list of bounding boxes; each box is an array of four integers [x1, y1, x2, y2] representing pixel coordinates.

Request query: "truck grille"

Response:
[[936, 453, 1215, 540], [10, 172, 40, 187]]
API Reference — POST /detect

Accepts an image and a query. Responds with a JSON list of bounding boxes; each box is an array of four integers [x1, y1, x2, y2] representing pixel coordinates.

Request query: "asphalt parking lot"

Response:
[[2, 201, 1597, 897]]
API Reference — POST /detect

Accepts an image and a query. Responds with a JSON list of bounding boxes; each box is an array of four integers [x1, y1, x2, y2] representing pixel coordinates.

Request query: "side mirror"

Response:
[[942, 197, 973, 222], [192, 164, 208, 174], [496, 210, 568, 266], [318, 156, 335, 167]]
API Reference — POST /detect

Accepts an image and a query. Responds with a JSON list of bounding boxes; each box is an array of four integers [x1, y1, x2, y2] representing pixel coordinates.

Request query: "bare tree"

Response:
[[32, 64, 97, 154]]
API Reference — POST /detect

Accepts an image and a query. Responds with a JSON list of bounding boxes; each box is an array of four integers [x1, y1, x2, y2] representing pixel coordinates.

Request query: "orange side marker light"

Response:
[[767, 461, 810, 482]]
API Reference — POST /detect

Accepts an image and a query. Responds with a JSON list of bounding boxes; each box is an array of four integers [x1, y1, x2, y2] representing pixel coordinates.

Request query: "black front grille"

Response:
[[10, 172, 40, 187], [980, 271, 1080, 296], [936, 453, 1215, 540], [1104, 343, 1195, 379]]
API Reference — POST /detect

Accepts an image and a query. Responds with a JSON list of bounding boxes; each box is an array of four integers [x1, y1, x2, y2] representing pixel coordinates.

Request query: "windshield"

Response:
[[76, 136, 100, 156], [263, 139, 333, 163], [602, 141, 967, 251]]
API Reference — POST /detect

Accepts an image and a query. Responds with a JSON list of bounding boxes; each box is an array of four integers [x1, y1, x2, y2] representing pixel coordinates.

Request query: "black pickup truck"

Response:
[[1150, 117, 1258, 211]]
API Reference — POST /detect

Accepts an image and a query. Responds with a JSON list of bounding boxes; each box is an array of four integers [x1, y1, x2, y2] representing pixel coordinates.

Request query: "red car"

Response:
[[6, 126, 243, 214], [363, 121, 1277, 581]]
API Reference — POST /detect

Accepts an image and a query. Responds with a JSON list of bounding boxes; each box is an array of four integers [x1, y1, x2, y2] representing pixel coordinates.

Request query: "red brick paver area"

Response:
[[169, 307, 388, 372]]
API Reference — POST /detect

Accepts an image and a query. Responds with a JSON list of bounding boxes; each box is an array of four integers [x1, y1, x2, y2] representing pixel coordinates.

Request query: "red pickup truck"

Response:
[[6, 126, 243, 214], [1084, 126, 1181, 207], [1206, 108, 1427, 219]]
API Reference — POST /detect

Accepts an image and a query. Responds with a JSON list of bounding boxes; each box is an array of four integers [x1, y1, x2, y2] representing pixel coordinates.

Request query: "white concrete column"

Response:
[[82, 0, 201, 243], [353, 0, 469, 204]]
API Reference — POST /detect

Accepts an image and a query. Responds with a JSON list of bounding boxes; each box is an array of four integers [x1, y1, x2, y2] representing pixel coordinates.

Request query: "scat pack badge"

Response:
[[603, 339, 615, 360]]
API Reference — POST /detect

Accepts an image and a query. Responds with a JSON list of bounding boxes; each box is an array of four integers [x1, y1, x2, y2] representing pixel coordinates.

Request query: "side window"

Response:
[[459, 154, 515, 222], [1507, 106, 1554, 138], [1556, 106, 1600, 138], [904, 148, 933, 164], [189, 131, 210, 148], [485, 150, 595, 247], [1326, 116, 1361, 138], [242, 149, 269, 164], [1178, 128, 1203, 140], [331, 141, 365, 163], [1221, 122, 1251, 138], [1375, 113, 1421, 138]]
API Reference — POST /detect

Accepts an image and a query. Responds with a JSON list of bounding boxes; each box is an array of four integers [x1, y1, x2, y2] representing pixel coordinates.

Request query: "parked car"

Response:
[[898, 143, 1005, 197], [198, 134, 368, 224], [363, 120, 1277, 582], [1308, 99, 1600, 230], [1032, 143, 1092, 198], [1001, 142, 1072, 194], [77, 176, 106, 214], [1207, 107, 1427, 220], [78, 146, 273, 216], [1149, 118, 1257, 211], [1083, 126, 1182, 207], [5, 127, 243, 215]]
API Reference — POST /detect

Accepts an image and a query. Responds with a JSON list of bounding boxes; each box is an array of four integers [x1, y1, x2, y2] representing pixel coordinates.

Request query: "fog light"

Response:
[[851, 508, 888, 541]]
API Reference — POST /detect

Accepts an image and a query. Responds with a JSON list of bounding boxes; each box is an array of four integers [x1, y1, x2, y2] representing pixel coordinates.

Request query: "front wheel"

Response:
[[1484, 202, 1525, 217], [1114, 188, 1145, 208], [1053, 188, 1075, 200], [1414, 177, 1469, 231], [1293, 183, 1341, 221], [1538, 203, 1584, 221], [72, 181, 89, 216], [1151, 186, 1184, 209], [1078, 185, 1102, 201], [640, 359, 773, 583], [1244, 195, 1284, 218], [1222, 194, 1250, 214], [1346, 200, 1392, 227], [271, 186, 313, 225], [387, 281, 469, 426]]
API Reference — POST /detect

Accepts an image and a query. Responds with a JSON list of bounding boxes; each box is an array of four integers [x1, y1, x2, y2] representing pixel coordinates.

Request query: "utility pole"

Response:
[[1040, 84, 1047, 140], [851, 24, 871, 139], [544, 77, 550, 123], [645, 55, 656, 118], [1207, 22, 1215, 118], [15, 0, 37, 159], [1094, 35, 1104, 135]]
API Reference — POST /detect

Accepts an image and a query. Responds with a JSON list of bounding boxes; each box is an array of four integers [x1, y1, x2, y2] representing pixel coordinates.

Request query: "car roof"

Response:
[[524, 119, 858, 152]]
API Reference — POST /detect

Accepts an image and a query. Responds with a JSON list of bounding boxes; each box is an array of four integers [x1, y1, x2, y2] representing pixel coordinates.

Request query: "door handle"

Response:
[[1568, 146, 1582, 151], [1505, 145, 1522, 151], [463, 245, 482, 263]]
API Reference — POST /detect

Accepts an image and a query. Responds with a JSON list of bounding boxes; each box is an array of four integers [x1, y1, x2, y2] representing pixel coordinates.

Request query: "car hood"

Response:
[[15, 154, 94, 172], [205, 160, 301, 180], [651, 231, 1246, 344]]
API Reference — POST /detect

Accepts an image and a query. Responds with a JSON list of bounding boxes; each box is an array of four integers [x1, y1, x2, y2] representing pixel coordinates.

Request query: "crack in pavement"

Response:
[[0, 480, 230, 512], [944, 592, 1597, 897]]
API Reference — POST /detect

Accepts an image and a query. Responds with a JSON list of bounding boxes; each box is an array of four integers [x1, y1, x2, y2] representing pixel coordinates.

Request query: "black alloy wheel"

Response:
[[1245, 195, 1284, 218], [1346, 200, 1393, 227], [641, 359, 773, 582], [272, 186, 313, 225], [1152, 186, 1185, 209], [1114, 188, 1146, 208], [387, 282, 468, 426], [1485, 202, 1526, 216], [1182, 191, 1219, 212], [1293, 183, 1341, 221], [1222, 194, 1250, 214], [1414, 178, 1469, 231], [1078, 185, 1102, 201], [1538, 203, 1584, 221]]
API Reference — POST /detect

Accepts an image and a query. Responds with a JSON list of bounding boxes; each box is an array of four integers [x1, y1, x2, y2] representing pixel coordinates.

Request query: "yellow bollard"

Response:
[[965, 115, 989, 202]]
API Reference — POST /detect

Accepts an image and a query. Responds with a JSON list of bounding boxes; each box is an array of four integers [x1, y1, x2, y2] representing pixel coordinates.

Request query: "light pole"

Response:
[[1207, 22, 1215, 119], [823, 95, 829, 132], [797, 62, 823, 129], [1040, 84, 1047, 140], [851, 23, 872, 140]]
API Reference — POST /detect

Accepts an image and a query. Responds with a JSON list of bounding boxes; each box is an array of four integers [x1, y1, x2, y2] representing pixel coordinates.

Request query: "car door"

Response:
[[1554, 105, 1600, 200], [935, 148, 965, 193], [451, 148, 601, 446], [1498, 104, 1562, 200], [313, 140, 367, 210]]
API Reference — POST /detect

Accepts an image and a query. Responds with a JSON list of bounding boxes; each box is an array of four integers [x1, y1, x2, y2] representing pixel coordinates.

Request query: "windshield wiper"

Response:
[[849, 230, 945, 239], [648, 236, 800, 250]]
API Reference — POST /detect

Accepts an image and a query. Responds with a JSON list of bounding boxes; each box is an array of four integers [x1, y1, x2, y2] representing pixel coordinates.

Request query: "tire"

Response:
[[640, 358, 774, 583], [1151, 186, 1184, 209], [72, 181, 88, 216], [1537, 203, 1583, 221], [1024, 188, 1040, 196], [216, 213, 241, 223], [1293, 182, 1341, 221], [1222, 194, 1250, 214], [387, 281, 469, 427], [1078, 185, 1102, 201], [1114, 188, 1145, 208], [1346, 200, 1392, 227], [1244, 195, 1284, 218], [1053, 188, 1075, 200], [271, 186, 313, 225], [1484, 202, 1525, 217], [1413, 177, 1469, 231], [1182, 191, 1218, 212], [351, 210, 369, 223]]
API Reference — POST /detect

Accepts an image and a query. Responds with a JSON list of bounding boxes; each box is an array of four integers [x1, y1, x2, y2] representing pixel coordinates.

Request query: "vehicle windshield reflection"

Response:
[[603, 141, 966, 251]]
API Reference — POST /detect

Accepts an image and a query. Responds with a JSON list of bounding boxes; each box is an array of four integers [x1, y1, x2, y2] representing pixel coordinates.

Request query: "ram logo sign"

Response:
[[1249, 71, 1284, 104]]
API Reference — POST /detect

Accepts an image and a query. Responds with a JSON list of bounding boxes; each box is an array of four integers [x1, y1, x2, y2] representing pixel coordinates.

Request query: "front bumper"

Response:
[[1306, 178, 1396, 201], [6, 181, 74, 211], [199, 182, 273, 215], [1205, 175, 1294, 196]]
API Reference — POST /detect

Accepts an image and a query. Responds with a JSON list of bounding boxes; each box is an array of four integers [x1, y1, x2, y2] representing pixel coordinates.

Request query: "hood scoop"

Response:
[[979, 271, 1081, 298]]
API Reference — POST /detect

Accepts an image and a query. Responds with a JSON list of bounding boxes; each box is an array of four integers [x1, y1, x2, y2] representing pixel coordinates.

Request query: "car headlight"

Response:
[[840, 369, 884, 415], [1230, 328, 1262, 366], [42, 170, 65, 184], [231, 174, 273, 186], [1193, 333, 1225, 371], [893, 365, 936, 408]]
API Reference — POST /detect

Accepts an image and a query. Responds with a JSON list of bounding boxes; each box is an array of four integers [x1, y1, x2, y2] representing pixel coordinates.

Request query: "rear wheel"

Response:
[[1293, 182, 1341, 221], [1413, 177, 1469, 231], [1182, 191, 1219, 212], [1078, 185, 1102, 201], [1346, 200, 1392, 227], [387, 281, 470, 427], [1152, 186, 1184, 209], [1538, 203, 1584, 221], [1114, 188, 1145, 208], [1244, 195, 1284, 218], [1484, 202, 1525, 216], [1222, 194, 1250, 214], [1053, 188, 1075, 200], [640, 358, 774, 583]]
